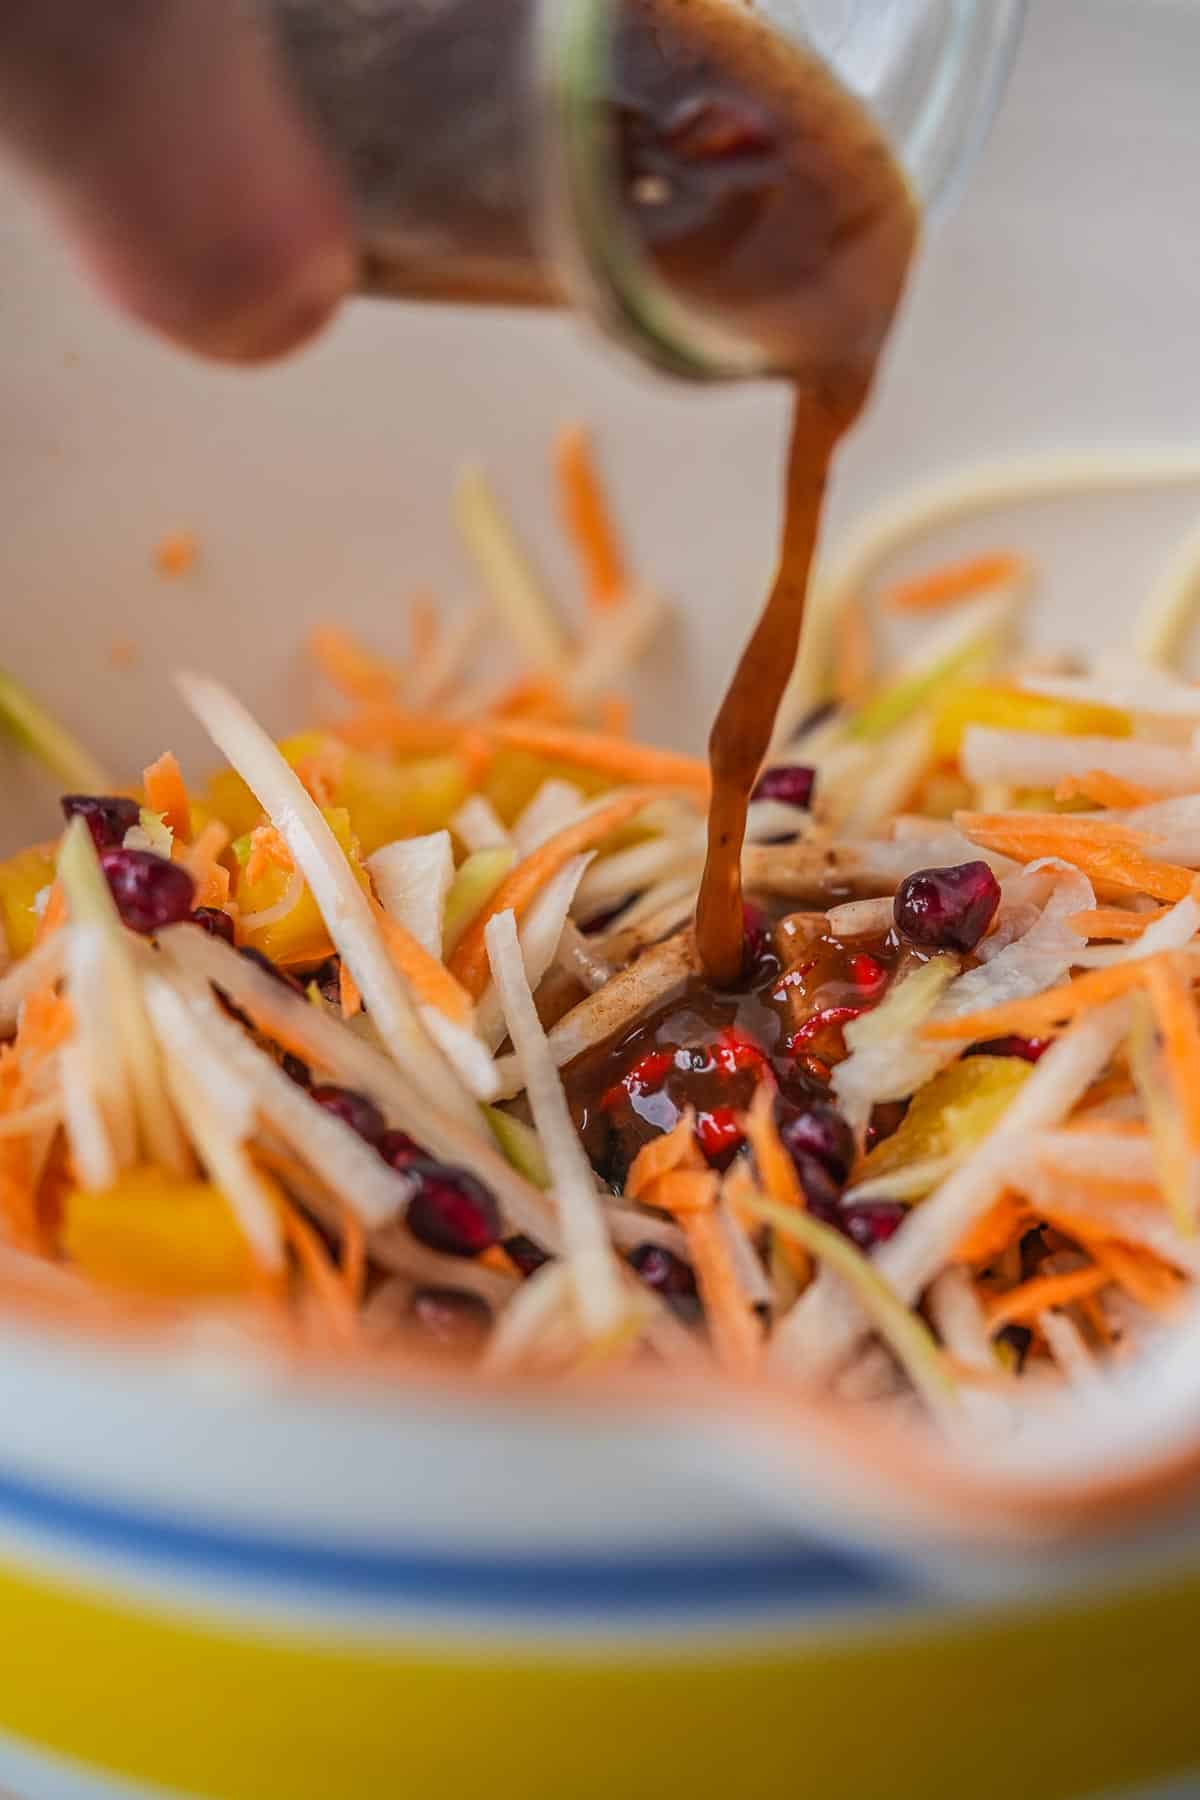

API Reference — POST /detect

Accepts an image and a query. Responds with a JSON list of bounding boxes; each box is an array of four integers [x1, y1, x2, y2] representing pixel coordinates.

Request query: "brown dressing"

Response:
[[607, 0, 917, 984]]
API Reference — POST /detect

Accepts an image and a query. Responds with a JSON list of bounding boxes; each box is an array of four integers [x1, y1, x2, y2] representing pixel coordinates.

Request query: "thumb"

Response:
[[0, 0, 355, 362]]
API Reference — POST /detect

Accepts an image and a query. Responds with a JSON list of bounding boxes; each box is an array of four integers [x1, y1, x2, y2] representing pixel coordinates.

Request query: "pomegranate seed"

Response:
[[787, 1004, 865, 1048], [309, 1084, 386, 1147], [504, 1234, 551, 1278], [310, 958, 343, 1007], [966, 1034, 1048, 1064], [894, 861, 1001, 954], [751, 765, 816, 809], [99, 848, 195, 934], [713, 1027, 767, 1076], [840, 1200, 906, 1250], [190, 907, 235, 945], [695, 1105, 744, 1169], [410, 1287, 491, 1353], [406, 1164, 501, 1258], [788, 1153, 843, 1221], [628, 1243, 698, 1301], [378, 1129, 422, 1169], [281, 1052, 311, 1088], [601, 1047, 675, 1113], [849, 952, 887, 997], [777, 1102, 855, 1185], [61, 794, 141, 851]]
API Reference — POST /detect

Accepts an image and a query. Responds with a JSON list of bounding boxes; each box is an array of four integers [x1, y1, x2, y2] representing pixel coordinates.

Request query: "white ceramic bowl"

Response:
[[2, 3, 1200, 1796]]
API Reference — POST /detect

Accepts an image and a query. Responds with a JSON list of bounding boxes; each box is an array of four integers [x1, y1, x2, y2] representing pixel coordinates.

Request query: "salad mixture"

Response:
[[3, 431, 1200, 1426]]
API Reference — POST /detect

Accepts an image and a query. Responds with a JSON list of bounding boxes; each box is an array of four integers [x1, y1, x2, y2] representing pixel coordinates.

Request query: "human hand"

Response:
[[0, 0, 354, 361]]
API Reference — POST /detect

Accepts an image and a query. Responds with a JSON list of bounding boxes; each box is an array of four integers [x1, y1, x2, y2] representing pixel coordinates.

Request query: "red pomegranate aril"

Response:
[[61, 794, 141, 851], [966, 1034, 1049, 1064], [628, 1243, 698, 1301], [777, 1101, 855, 1185], [788, 1151, 843, 1221], [695, 1105, 744, 1170], [190, 907, 236, 945], [378, 1129, 423, 1170], [406, 1164, 501, 1258], [409, 1287, 491, 1354], [504, 1234, 551, 1279], [99, 848, 195, 934], [850, 952, 887, 997], [309, 1084, 387, 1148], [894, 860, 1001, 954], [840, 1200, 906, 1251], [751, 765, 816, 809]]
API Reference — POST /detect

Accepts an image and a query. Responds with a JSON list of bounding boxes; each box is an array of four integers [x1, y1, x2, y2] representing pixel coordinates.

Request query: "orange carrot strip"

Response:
[[555, 425, 627, 610], [1144, 953, 1200, 1147], [483, 719, 710, 795], [334, 705, 467, 757], [294, 741, 347, 809], [924, 955, 1169, 1043], [279, 1199, 358, 1342], [1068, 907, 1171, 942], [142, 751, 190, 840], [1055, 771, 1158, 809], [626, 1112, 702, 1200], [986, 1265, 1109, 1332], [245, 825, 294, 887], [154, 530, 198, 578], [1092, 1241, 1182, 1314], [598, 694, 632, 738], [957, 812, 1193, 904], [955, 1194, 1032, 1265], [372, 902, 474, 1024], [408, 591, 439, 665], [448, 790, 657, 999], [338, 959, 363, 1021], [641, 1168, 721, 1218], [308, 626, 400, 704], [340, 1203, 367, 1309], [742, 1085, 812, 1285], [884, 551, 1027, 615], [683, 1209, 762, 1373], [488, 672, 573, 724]]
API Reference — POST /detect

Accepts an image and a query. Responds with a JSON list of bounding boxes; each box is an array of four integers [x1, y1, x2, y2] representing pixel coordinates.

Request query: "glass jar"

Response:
[[269, 0, 1025, 379]]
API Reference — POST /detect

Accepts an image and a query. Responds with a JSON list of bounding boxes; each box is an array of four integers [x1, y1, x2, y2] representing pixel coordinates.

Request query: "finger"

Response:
[[0, 0, 356, 362]]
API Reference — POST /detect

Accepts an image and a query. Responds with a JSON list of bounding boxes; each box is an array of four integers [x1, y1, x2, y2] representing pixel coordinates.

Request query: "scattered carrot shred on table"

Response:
[[154, 531, 198, 578], [882, 549, 1026, 614]]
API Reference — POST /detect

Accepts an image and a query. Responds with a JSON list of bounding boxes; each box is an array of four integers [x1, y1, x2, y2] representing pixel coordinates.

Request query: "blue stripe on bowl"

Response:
[[0, 1461, 913, 1616]]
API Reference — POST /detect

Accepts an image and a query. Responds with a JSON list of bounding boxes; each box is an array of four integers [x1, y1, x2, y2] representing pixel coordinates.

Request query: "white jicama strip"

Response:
[[1069, 889, 1200, 970], [158, 923, 558, 1246], [1018, 667, 1200, 720], [1019, 1167, 1200, 1278], [0, 935, 65, 1035], [597, 873, 699, 941], [407, 602, 488, 711], [238, 868, 306, 934], [715, 1198, 771, 1309], [492, 930, 693, 1099], [1121, 796, 1200, 866], [485, 1261, 575, 1371], [833, 1344, 904, 1404], [1025, 1130, 1155, 1185], [58, 1040, 115, 1191], [476, 853, 594, 1049], [512, 780, 587, 858], [164, 972, 414, 1232], [843, 1157, 956, 1205], [58, 823, 191, 1177], [366, 1226, 518, 1306], [962, 726, 1200, 796], [418, 1007, 500, 1101], [555, 920, 612, 994], [927, 1268, 995, 1373], [143, 976, 283, 1270], [1139, 514, 1200, 666], [367, 832, 454, 957], [64, 923, 136, 1172], [744, 800, 814, 844], [178, 673, 479, 1131], [485, 909, 624, 1340], [564, 584, 667, 705], [1038, 1309, 1100, 1386], [603, 1206, 690, 1259], [451, 795, 511, 854], [776, 999, 1130, 1384], [842, 718, 932, 837], [575, 835, 699, 917], [454, 465, 565, 669], [825, 897, 895, 939]]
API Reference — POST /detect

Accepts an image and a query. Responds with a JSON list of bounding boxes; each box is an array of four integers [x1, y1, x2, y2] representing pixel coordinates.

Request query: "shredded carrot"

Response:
[[626, 1112, 702, 1199], [883, 550, 1026, 615], [742, 1084, 811, 1286], [448, 790, 656, 998], [309, 626, 400, 704], [245, 825, 295, 887], [279, 1199, 358, 1342], [924, 954, 1170, 1043], [334, 705, 467, 758], [554, 425, 627, 610], [957, 812, 1194, 904], [1055, 770, 1158, 809], [154, 530, 198, 578], [142, 751, 190, 840], [488, 672, 574, 724], [1143, 953, 1200, 1148], [408, 591, 439, 667], [184, 820, 233, 911], [955, 1193, 1032, 1265], [372, 902, 475, 1024], [641, 1168, 721, 1218], [338, 959, 363, 1022], [340, 1203, 367, 1308], [597, 693, 632, 738], [675, 1200, 762, 1375], [833, 593, 874, 707], [483, 719, 710, 795], [294, 740, 346, 808], [1092, 1241, 1183, 1314], [986, 1265, 1109, 1332], [1068, 906, 1172, 942]]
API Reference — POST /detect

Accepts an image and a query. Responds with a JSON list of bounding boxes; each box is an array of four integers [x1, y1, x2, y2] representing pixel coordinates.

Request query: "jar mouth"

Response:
[[537, 0, 774, 383]]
